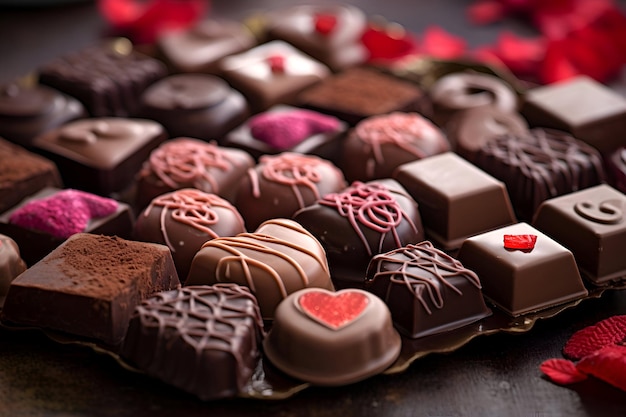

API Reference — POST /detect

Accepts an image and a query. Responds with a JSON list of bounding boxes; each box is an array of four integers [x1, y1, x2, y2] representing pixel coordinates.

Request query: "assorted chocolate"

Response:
[[0, 234, 26, 302]]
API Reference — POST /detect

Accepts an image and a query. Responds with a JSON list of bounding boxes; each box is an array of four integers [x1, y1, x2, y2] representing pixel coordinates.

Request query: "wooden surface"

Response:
[[1, 1, 626, 416]]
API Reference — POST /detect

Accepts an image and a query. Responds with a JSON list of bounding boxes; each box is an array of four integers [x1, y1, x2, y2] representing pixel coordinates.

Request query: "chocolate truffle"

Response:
[[266, 4, 368, 71], [341, 112, 450, 182], [263, 288, 401, 386], [0, 187, 134, 266], [522, 76, 626, 154], [32, 117, 167, 196], [219, 41, 330, 112], [0, 234, 26, 303], [533, 184, 626, 285], [0, 137, 63, 214], [366, 242, 491, 338], [472, 128, 606, 221], [121, 284, 264, 401], [445, 106, 528, 162], [393, 152, 516, 250], [222, 105, 347, 162], [157, 19, 256, 74], [0, 82, 86, 148], [297, 67, 424, 125], [606, 146, 626, 194], [135, 138, 254, 209], [134, 189, 246, 280], [1, 233, 180, 345], [235, 152, 347, 231], [457, 222, 588, 316], [138, 74, 250, 141], [185, 218, 334, 319], [38, 40, 168, 117], [293, 179, 424, 287], [425, 72, 518, 128]]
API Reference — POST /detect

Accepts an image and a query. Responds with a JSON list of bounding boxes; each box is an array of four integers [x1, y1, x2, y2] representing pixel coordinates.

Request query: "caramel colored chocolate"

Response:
[[457, 223, 588, 316], [235, 152, 347, 231], [366, 242, 491, 338], [0, 83, 86, 147], [522, 76, 626, 154], [263, 288, 401, 386], [185, 218, 334, 319], [533, 185, 626, 285], [134, 189, 246, 280], [341, 112, 450, 182], [0, 138, 62, 214], [0, 234, 26, 302], [139, 74, 250, 141], [135, 138, 254, 209], [293, 179, 424, 286], [394, 152, 516, 250], [32, 117, 167, 195], [121, 284, 264, 400], [1, 233, 180, 345]]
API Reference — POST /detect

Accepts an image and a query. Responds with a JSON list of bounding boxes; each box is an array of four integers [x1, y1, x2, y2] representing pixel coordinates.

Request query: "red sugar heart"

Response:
[[563, 315, 626, 360], [298, 290, 369, 330]]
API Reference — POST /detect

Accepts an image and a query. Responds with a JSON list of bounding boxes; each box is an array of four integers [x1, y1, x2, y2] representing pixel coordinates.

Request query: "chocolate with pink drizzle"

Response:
[[294, 179, 423, 287], [366, 241, 491, 338]]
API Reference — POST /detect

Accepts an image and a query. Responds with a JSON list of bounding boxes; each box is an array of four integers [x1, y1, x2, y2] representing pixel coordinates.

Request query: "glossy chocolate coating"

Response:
[[472, 128, 606, 221], [185, 218, 334, 319], [263, 288, 401, 386], [0, 83, 86, 147], [121, 284, 264, 400], [135, 138, 254, 209], [235, 152, 347, 231], [0, 137, 62, 214], [533, 184, 626, 285], [522, 76, 626, 154], [0, 187, 134, 266], [298, 67, 424, 126], [394, 152, 516, 250], [32, 117, 167, 195], [139, 74, 250, 141], [341, 112, 450, 182], [457, 222, 588, 316], [157, 19, 256, 74], [606, 146, 626, 194], [38, 41, 167, 117], [0, 234, 26, 302], [266, 4, 368, 71], [293, 179, 424, 286], [219, 41, 330, 113], [1, 233, 180, 345], [366, 242, 491, 338], [134, 189, 246, 280]]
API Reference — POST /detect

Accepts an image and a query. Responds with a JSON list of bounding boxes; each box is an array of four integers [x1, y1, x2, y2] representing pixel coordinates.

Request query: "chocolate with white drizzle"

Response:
[[366, 241, 491, 338], [185, 218, 334, 319]]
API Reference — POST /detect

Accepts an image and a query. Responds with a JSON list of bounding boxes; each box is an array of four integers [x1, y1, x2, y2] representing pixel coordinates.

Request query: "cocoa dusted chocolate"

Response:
[[1, 233, 180, 345], [121, 284, 264, 400], [457, 222, 588, 317], [138, 74, 250, 141], [134, 138, 254, 209], [263, 288, 401, 386], [394, 152, 516, 250], [134, 189, 246, 280], [533, 184, 626, 285], [234, 152, 347, 231], [293, 179, 424, 287], [366, 242, 492, 338], [0, 234, 26, 303], [185, 218, 334, 319]]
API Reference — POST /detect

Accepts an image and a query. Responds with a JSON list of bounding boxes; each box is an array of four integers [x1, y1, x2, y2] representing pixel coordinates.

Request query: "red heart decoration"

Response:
[[298, 290, 369, 330]]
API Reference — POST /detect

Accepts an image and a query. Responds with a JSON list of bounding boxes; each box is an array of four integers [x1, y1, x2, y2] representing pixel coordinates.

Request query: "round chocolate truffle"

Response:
[[0, 234, 26, 301], [263, 287, 401, 386], [134, 189, 246, 280], [235, 152, 347, 231], [340, 112, 450, 182]]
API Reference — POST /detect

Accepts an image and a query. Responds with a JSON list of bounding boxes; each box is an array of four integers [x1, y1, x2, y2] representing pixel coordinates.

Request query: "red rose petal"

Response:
[[467, 0, 507, 25], [494, 31, 545, 77], [563, 315, 626, 360], [361, 25, 419, 64], [421, 26, 467, 59], [503, 234, 537, 250], [540, 358, 588, 385], [576, 344, 626, 392], [540, 39, 579, 84]]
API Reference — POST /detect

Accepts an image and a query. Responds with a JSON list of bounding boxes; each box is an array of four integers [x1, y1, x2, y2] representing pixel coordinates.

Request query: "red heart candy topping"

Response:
[[298, 290, 369, 330], [314, 13, 337, 36], [503, 234, 537, 250]]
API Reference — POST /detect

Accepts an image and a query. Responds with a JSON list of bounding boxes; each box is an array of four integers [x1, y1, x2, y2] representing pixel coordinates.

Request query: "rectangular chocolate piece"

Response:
[[1, 233, 180, 346]]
